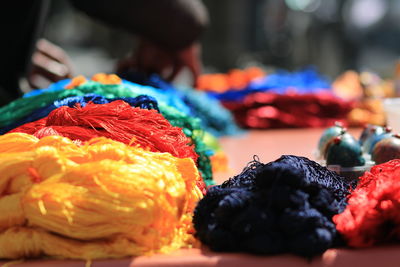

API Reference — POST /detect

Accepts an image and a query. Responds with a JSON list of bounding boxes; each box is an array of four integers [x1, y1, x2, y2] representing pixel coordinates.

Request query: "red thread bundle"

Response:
[[333, 159, 400, 247], [11, 100, 198, 164], [223, 92, 353, 128]]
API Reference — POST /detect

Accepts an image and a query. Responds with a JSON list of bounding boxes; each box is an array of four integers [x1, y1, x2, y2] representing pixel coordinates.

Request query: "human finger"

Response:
[[30, 51, 71, 82]]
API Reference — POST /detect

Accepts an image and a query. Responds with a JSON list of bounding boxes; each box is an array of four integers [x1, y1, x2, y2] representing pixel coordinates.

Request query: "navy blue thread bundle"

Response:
[[193, 155, 352, 257], [0, 94, 159, 134]]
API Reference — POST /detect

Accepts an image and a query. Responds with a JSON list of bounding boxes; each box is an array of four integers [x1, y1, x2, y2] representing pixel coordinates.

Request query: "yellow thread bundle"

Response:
[[0, 133, 202, 260]]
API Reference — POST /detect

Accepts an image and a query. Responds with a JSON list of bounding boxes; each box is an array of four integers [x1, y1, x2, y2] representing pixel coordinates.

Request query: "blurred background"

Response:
[[43, 0, 400, 82]]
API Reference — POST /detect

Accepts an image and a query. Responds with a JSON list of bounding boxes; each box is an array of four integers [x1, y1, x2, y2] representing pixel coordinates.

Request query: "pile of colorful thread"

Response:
[[0, 73, 233, 260], [3, 72, 400, 262], [196, 67, 354, 129], [118, 71, 243, 137], [0, 73, 235, 186]]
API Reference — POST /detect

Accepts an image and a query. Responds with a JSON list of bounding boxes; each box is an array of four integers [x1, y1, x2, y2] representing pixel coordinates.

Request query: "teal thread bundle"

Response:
[[118, 72, 242, 137], [0, 81, 184, 127]]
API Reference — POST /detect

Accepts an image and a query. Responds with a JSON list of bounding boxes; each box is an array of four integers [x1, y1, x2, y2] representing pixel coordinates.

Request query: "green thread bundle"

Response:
[[0, 82, 148, 127]]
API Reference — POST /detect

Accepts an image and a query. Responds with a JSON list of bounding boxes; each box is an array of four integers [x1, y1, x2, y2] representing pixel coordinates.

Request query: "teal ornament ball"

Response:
[[368, 127, 393, 154], [326, 133, 365, 167], [318, 122, 345, 157], [362, 126, 385, 154]]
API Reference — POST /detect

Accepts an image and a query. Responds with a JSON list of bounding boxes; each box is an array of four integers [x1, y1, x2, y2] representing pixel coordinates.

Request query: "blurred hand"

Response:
[[117, 38, 201, 85], [28, 39, 73, 88]]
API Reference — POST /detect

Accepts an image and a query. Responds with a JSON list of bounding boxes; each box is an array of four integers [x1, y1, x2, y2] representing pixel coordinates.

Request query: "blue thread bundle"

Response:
[[207, 67, 332, 102], [0, 94, 159, 134], [119, 72, 242, 137], [178, 88, 242, 137], [193, 155, 352, 257], [23, 78, 192, 116]]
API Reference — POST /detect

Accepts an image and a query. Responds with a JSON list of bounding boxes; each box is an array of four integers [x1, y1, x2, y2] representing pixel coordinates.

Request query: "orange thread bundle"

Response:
[[65, 73, 122, 90], [65, 75, 87, 89], [91, 73, 122, 85], [0, 133, 202, 260], [196, 67, 265, 93]]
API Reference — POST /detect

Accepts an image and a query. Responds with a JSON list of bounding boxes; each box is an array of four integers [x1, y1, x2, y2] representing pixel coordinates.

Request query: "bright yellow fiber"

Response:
[[0, 133, 202, 260]]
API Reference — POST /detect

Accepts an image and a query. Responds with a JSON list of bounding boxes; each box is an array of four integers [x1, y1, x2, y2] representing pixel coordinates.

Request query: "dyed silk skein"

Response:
[[334, 159, 400, 247], [193, 155, 352, 257], [222, 92, 352, 129], [0, 133, 202, 259]]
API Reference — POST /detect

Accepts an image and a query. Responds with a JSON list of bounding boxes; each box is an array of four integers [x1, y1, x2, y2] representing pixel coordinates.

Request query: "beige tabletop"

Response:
[[216, 128, 325, 182]]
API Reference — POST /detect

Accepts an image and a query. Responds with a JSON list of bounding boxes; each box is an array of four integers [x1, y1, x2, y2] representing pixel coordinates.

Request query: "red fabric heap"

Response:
[[333, 159, 400, 247], [222, 92, 353, 128], [11, 100, 199, 164]]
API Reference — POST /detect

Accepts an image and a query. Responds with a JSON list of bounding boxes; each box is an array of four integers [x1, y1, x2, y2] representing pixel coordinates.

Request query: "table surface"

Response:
[[4, 128, 399, 267], [215, 128, 326, 183]]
